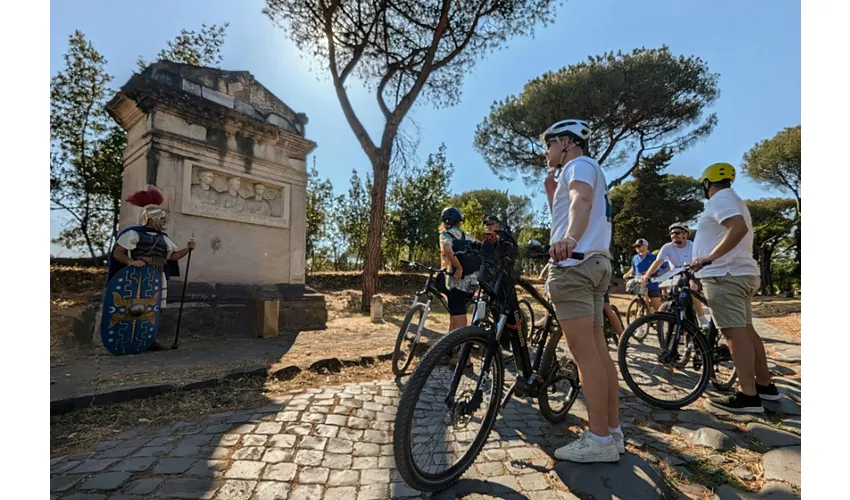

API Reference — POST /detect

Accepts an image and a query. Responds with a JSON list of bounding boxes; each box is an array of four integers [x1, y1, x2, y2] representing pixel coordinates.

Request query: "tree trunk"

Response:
[[758, 245, 774, 296], [362, 152, 391, 312]]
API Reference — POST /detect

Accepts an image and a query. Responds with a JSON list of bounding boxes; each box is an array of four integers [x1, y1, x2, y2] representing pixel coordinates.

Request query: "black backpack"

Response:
[[443, 230, 483, 277]]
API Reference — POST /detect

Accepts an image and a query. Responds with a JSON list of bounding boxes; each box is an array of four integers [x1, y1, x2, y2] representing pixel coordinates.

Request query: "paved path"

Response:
[[51, 318, 801, 500]]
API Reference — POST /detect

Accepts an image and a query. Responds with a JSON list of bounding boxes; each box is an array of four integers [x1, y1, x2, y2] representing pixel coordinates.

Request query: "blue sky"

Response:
[[50, 0, 800, 256]]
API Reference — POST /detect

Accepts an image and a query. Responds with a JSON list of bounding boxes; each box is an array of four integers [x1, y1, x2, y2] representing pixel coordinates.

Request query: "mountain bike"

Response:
[[617, 264, 738, 410], [625, 275, 673, 342], [392, 226, 585, 493], [604, 302, 623, 347], [392, 260, 476, 377]]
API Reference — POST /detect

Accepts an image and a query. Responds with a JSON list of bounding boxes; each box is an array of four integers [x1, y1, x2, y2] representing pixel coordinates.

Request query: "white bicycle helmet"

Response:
[[540, 119, 592, 146]]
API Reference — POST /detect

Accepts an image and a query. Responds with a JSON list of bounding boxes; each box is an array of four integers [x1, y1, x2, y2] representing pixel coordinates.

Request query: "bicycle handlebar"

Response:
[[400, 259, 442, 274], [527, 244, 584, 262]]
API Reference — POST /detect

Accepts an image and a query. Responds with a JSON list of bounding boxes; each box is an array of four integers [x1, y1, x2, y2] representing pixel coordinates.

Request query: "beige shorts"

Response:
[[546, 256, 612, 326], [702, 274, 760, 329]]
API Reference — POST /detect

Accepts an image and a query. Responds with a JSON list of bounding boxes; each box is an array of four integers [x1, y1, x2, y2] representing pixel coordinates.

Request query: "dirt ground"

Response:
[[50, 267, 802, 465], [50, 265, 800, 399], [752, 296, 802, 338]]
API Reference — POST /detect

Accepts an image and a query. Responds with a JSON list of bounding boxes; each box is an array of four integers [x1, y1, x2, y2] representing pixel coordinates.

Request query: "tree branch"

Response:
[[322, 0, 377, 156], [382, 0, 453, 148], [607, 132, 646, 189]]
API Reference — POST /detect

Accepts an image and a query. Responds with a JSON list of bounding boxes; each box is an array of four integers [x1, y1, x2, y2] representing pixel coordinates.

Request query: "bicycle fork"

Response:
[[409, 298, 432, 345], [443, 312, 507, 416]]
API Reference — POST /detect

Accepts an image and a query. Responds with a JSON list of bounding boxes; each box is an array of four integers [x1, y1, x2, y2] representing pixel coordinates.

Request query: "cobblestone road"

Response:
[[50, 318, 801, 500]]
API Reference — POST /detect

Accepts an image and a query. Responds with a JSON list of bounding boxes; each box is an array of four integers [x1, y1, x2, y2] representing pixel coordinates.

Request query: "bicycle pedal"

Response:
[[558, 358, 578, 381]]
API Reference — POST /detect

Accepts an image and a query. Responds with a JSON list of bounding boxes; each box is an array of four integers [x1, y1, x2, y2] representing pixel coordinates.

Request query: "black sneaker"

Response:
[[708, 391, 764, 414], [757, 383, 782, 401]]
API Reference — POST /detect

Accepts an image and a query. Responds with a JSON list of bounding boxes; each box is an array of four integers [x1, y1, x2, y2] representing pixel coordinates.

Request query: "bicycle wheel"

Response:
[[627, 298, 651, 341], [518, 299, 535, 334], [392, 303, 428, 377], [710, 334, 738, 391], [604, 305, 622, 347], [536, 327, 580, 422], [617, 313, 712, 410], [393, 326, 504, 492]]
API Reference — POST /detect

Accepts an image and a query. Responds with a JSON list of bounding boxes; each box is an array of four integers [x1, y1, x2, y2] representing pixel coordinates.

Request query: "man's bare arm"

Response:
[[564, 181, 593, 241], [113, 246, 143, 267], [708, 215, 748, 261]]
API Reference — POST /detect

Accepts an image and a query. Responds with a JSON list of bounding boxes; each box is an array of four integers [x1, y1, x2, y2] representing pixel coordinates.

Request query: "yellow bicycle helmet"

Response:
[[700, 162, 736, 184]]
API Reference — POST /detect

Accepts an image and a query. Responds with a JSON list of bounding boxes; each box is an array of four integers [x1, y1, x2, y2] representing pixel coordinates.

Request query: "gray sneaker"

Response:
[[612, 430, 625, 454], [554, 431, 619, 463]]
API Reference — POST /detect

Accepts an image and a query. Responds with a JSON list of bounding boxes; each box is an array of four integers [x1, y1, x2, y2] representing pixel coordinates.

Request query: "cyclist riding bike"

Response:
[[642, 223, 710, 327], [623, 238, 668, 312]]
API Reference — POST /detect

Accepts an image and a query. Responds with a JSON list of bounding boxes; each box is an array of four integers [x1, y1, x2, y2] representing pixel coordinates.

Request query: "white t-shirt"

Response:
[[549, 156, 612, 267], [693, 188, 759, 278], [657, 240, 694, 268]]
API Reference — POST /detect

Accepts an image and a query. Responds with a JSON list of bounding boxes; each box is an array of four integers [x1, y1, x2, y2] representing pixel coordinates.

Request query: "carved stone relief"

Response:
[[183, 165, 290, 228]]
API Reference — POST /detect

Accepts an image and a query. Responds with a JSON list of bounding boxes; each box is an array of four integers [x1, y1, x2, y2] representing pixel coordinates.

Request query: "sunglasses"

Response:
[[484, 222, 497, 226], [670, 231, 683, 236]]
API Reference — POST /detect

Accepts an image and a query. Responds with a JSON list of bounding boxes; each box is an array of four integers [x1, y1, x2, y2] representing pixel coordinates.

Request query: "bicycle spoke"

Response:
[[407, 338, 496, 477], [620, 315, 709, 407]]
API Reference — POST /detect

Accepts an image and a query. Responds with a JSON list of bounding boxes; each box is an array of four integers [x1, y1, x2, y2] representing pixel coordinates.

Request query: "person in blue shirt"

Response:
[[623, 238, 669, 312]]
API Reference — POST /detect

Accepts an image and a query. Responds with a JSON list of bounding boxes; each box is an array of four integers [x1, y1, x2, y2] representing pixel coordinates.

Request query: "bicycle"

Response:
[[604, 300, 623, 347], [625, 275, 672, 342], [392, 225, 585, 493], [391, 260, 476, 377], [617, 264, 738, 410]]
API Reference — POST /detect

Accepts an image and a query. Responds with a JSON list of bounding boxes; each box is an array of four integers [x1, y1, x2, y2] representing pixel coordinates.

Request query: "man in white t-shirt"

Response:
[[541, 119, 621, 463], [690, 163, 779, 414], [642, 223, 709, 326]]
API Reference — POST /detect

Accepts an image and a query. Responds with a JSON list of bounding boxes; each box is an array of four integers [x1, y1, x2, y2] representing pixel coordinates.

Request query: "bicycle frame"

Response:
[[405, 266, 451, 349], [658, 271, 720, 365]]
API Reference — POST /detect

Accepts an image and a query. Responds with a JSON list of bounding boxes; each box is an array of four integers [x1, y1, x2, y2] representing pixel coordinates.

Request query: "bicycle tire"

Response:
[[536, 326, 580, 422], [393, 326, 504, 492], [626, 297, 648, 325], [710, 336, 738, 391], [604, 305, 622, 346], [392, 303, 428, 377], [628, 298, 651, 341], [518, 299, 535, 333], [617, 312, 712, 410]]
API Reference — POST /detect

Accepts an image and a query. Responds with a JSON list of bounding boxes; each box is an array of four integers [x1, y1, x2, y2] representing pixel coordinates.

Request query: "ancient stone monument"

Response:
[[105, 61, 326, 335]]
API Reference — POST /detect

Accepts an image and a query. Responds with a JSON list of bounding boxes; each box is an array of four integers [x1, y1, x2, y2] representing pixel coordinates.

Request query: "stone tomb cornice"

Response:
[[107, 73, 317, 158]]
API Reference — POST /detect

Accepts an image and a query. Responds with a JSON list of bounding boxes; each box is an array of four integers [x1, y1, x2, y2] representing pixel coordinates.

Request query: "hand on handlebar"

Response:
[[689, 257, 712, 272], [549, 237, 576, 262]]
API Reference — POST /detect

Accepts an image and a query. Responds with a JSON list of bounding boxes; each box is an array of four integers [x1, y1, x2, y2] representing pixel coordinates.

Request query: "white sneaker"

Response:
[[612, 430, 625, 454], [554, 431, 620, 463]]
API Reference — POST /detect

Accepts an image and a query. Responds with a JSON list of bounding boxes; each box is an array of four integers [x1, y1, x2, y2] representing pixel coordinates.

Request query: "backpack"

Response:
[[443, 230, 483, 277]]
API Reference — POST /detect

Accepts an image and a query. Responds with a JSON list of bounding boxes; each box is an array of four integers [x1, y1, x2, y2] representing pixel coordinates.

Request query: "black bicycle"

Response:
[[604, 301, 623, 347], [617, 264, 738, 410], [393, 227, 584, 493], [392, 260, 476, 377]]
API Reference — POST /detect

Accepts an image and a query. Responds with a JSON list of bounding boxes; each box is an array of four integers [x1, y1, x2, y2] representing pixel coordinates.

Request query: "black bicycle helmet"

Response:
[[441, 207, 464, 225]]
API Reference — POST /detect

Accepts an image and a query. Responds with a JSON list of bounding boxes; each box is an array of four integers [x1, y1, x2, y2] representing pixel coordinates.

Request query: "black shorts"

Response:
[[603, 291, 610, 303], [647, 289, 662, 299], [447, 288, 472, 315]]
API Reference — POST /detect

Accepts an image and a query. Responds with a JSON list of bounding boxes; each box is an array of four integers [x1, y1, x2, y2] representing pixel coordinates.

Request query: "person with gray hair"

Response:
[[247, 183, 272, 216], [190, 169, 218, 205]]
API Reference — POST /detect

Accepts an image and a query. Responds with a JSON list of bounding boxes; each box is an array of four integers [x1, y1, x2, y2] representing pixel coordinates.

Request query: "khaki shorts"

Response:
[[702, 274, 760, 329], [546, 256, 612, 326]]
